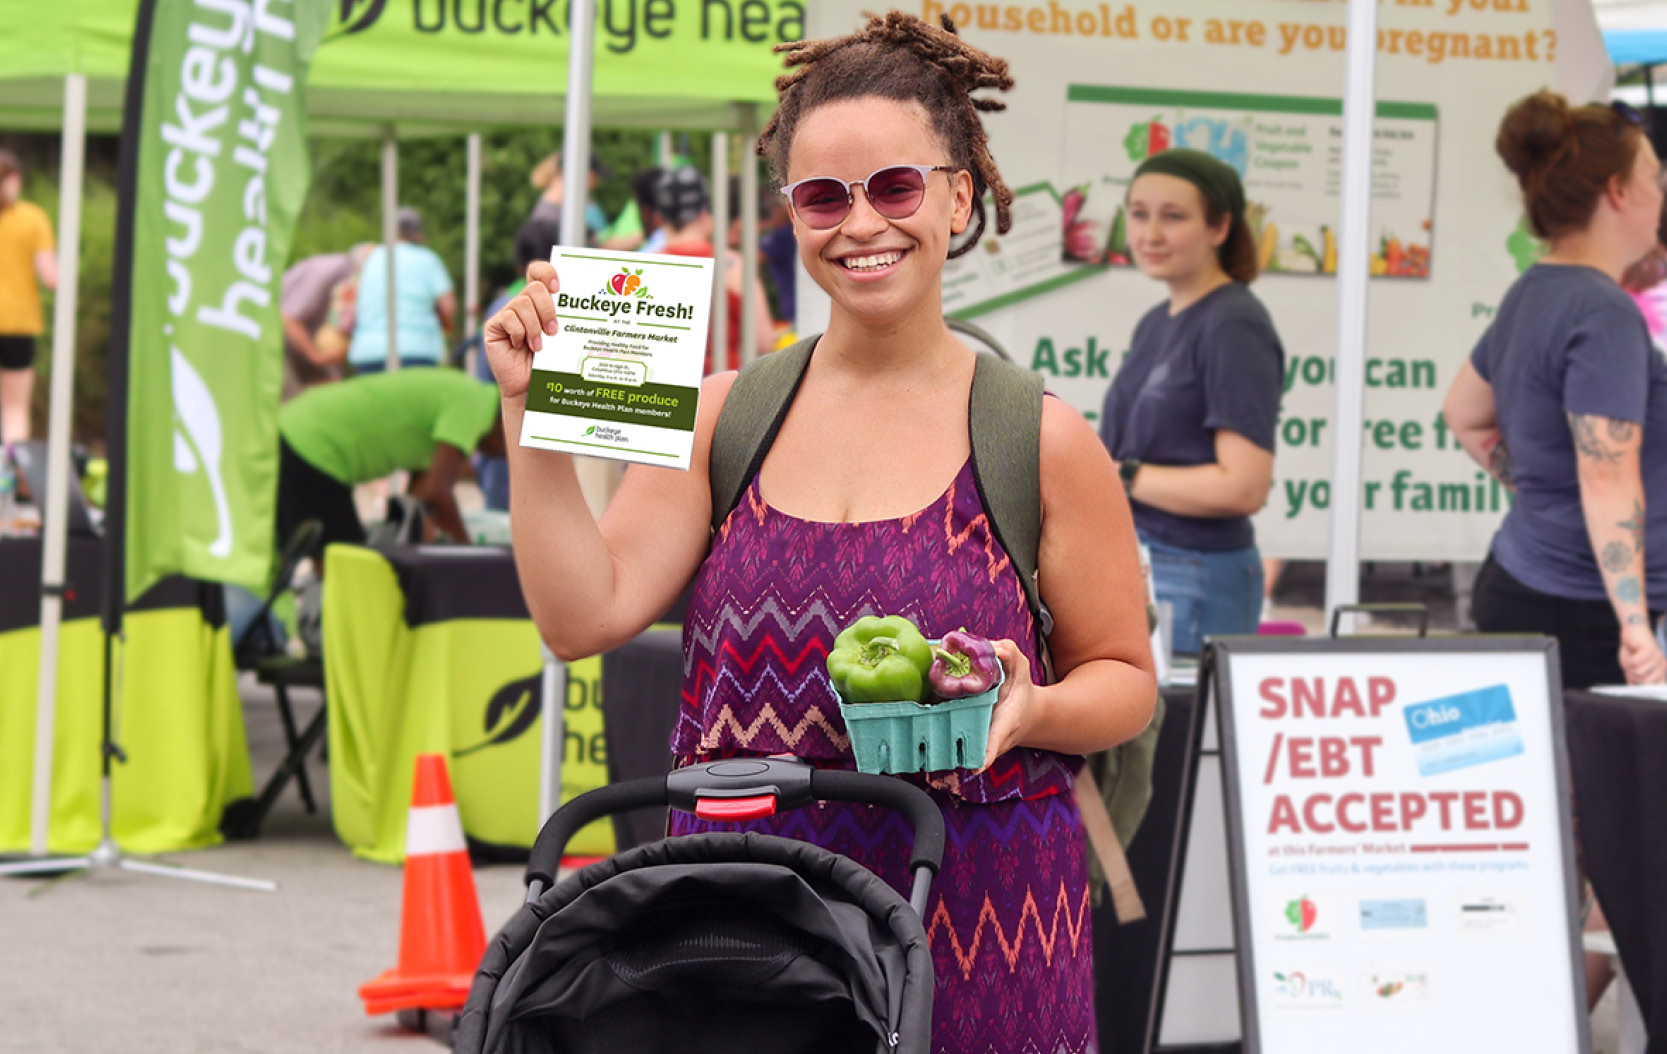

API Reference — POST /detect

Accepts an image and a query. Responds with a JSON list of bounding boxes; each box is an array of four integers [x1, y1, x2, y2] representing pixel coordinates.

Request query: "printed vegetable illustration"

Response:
[[1374, 231, 1431, 277], [826, 615, 934, 704], [928, 630, 1001, 701], [1062, 186, 1085, 229], [609, 268, 644, 295], [1290, 233, 1321, 268], [1506, 213, 1545, 273], [1257, 222, 1279, 272], [1122, 117, 1171, 163], [1103, 205, 1128, 264], [1376, 981, 1404, 998], [1065, 221, 1102, 263], [1061, 186, 1103, 263]]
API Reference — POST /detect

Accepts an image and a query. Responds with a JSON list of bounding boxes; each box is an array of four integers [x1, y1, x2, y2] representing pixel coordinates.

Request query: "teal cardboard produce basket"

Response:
[[837, 669, 1003, 775]]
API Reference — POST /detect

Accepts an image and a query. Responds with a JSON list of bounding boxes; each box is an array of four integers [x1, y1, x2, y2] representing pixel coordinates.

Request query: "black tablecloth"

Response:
[[370, 543, 691, 628], [0, 536, 222, 633], [1566, 689, 1667, 1053], [373, 544, 528, 626], [1094, 685, 1202, 1054], [599, 627, 684, 849]]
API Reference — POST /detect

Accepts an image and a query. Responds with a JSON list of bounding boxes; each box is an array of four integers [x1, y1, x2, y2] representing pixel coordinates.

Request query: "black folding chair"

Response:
[[221, 520, 329, 840]]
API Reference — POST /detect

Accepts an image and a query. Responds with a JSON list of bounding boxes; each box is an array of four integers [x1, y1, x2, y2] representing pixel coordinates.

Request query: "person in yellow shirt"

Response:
[[0, 150, 57, 446]]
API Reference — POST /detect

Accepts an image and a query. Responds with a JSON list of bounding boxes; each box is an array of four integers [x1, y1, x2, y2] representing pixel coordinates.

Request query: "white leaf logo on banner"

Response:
[[169, 348, 233, 558]]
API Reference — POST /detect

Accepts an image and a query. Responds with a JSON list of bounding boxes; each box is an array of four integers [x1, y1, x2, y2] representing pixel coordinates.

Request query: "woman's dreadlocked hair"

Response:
[[759, 11, 1015, 259]]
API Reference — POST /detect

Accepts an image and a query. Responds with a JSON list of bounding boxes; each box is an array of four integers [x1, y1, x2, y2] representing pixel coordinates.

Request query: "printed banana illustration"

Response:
[[1258, 222, 1279, 272], [1321, 225, 1337, 274]]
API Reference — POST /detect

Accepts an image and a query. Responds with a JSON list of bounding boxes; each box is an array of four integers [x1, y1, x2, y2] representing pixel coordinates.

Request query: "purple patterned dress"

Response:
[[671, 459, 1097, 1053]]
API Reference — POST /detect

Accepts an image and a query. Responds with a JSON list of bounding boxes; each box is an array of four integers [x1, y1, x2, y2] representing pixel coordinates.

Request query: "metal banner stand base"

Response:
[[0, 775, 276, 894]]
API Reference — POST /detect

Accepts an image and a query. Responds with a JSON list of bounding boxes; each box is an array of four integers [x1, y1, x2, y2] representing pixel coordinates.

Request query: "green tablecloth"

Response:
[[323, 544, 615, 864], [0, 538, 249, 854]]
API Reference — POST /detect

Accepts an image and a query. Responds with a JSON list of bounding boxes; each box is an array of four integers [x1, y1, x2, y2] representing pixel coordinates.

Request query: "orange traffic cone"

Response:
[[359, 754, 487, 1016]]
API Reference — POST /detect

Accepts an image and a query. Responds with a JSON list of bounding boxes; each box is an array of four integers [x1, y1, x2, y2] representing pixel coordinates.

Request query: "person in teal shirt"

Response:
[[276, 367, 504, 551], [349, 208, 456, 372]]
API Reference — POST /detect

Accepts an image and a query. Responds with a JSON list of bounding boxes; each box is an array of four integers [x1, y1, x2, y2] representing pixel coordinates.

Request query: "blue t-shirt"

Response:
[[1100, 282, 1284, 551], [1471, 263, 1667, 606], [349, 243, 454, 366]]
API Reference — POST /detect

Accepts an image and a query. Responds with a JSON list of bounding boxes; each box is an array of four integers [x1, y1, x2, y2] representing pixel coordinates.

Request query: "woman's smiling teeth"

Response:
[[840, 250, 904, 272]]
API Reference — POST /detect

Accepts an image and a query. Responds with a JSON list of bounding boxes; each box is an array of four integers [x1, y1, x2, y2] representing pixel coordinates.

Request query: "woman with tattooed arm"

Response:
[[1444, 91, 1667, 688]]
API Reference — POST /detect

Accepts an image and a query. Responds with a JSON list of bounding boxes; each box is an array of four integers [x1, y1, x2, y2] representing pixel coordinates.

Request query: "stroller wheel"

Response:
[[394, 1007, 457, 1046]]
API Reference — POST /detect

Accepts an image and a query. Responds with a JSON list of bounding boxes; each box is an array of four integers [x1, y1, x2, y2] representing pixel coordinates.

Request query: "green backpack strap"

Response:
[[968, 354, 1053, 642], [709, 335, 818, 533]]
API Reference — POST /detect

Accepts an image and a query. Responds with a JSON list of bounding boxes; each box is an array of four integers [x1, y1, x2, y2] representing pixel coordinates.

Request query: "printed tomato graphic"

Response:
[[1123, 118, 1171, 163], [609, 268, 644, 295], [1284, 896, 1318, 933]]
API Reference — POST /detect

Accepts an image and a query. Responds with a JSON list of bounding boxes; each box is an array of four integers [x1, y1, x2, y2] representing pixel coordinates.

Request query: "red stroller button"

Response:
[[694, 795, 778, 821]]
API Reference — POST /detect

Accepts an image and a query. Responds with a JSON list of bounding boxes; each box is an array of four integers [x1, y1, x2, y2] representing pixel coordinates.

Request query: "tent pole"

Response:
[[711, 132, 730, 375], [541, 0, 602, 827], [464, 133, 482, 361], [381, 132, 399, 372], [1323, 0, 1380, 632], [739, 104, 761, 366], [27, 71, 87, 858], [657, 131, 673, 168], [558, 1, 596, 256]]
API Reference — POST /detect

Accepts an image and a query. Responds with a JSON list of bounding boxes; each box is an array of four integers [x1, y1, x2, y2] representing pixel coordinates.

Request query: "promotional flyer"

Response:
[[520, 249, 714, 469]]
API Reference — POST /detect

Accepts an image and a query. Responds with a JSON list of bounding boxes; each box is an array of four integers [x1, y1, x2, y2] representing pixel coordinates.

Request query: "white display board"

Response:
[[804, 0, 1614, 560], [1213, 636, 1589, 1053]]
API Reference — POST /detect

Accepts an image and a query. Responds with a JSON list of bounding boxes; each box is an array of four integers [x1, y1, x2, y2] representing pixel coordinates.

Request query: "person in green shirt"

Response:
[[276, 367, 506, 551]]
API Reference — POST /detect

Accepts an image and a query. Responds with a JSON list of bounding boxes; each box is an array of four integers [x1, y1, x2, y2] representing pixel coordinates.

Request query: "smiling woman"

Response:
[[483, 13, 1157, 1053]]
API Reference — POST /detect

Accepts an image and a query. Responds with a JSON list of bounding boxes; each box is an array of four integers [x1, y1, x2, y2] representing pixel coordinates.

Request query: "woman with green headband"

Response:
[[1099, 148, 1284, 655]]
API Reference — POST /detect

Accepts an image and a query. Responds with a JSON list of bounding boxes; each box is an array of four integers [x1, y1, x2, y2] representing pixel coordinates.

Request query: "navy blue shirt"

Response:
[[1100, 282, 1284, 551], [1471, 263, 1667, 606]]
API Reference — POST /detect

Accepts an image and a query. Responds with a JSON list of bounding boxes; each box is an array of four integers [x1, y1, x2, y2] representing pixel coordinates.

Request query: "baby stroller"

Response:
[[452, 757, 944, 1054]]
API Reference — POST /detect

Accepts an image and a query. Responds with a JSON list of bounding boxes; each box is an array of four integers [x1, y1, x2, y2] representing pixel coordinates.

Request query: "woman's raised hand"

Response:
[[483, 260, 561, 402]]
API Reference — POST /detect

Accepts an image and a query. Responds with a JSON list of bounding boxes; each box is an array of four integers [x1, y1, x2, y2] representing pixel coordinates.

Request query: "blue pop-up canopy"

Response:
[[1596, 0, 1667, 67], [1605, 28, 1667, 66]]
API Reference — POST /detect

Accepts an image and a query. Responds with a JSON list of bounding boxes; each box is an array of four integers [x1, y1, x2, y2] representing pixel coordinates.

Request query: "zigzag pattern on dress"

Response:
[[928, 881, 1094, 980], [695, 701, 850, 752], [697, 778, 1087, 854], [939, 476, 1018, 589], [680, 589, 848, 668]]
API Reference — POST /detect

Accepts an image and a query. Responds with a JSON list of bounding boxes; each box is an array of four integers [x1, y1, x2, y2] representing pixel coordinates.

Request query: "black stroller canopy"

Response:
[[455, 831, 934, 1054]]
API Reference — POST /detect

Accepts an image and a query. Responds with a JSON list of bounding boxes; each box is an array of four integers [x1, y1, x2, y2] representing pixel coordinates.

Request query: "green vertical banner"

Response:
[[123, 0, 331, 602]]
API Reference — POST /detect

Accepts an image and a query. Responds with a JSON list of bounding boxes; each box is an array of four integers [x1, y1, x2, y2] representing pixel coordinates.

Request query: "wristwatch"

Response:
[[1119, 458, 1142, 492]]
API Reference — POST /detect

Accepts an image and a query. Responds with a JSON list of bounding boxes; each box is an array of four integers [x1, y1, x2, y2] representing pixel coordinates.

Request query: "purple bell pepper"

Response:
[[928, 630, 1002, 701]]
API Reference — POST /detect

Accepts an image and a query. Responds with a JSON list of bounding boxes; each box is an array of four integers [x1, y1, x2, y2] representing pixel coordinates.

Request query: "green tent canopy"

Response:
[[0, 0, 793, 134]]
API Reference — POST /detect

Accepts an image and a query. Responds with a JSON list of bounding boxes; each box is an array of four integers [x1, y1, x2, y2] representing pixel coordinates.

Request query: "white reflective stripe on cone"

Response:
[[406, 805, 468, 857]]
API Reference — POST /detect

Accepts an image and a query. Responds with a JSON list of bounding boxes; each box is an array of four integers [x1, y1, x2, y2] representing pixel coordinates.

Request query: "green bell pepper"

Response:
[[826, 615, 934, 704]]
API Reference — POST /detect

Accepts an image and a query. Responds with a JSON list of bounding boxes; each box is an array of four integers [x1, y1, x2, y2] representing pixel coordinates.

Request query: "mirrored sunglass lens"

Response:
[[867, 167, 927, 214], [792, 179, 850, 225]]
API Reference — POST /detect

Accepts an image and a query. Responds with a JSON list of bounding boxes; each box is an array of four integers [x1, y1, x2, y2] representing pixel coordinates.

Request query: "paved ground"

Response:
[[0, 560, 1624, 1052], [0, 686, 527, 1053]]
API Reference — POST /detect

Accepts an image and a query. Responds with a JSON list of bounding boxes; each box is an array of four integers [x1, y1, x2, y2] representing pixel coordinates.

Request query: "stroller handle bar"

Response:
[[525, 757, 947, 894]]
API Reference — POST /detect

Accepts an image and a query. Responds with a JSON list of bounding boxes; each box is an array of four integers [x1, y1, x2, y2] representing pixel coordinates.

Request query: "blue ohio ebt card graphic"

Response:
[[1402, 684, 1524, 777]]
